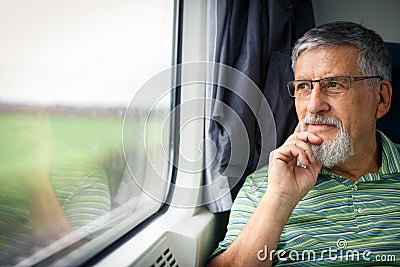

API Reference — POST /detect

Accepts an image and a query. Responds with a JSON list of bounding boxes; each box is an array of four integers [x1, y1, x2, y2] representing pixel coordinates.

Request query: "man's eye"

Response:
[[297, 83, 310, 90], [328, 81, 344, 88]]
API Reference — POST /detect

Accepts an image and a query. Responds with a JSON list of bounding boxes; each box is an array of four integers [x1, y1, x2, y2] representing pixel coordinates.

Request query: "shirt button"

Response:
[[353, 184, 358, 191], [357, 207, 364, 214]]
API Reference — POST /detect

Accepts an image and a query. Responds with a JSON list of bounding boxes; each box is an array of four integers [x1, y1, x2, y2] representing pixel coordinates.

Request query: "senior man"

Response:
[[209, 21, 399, 266]]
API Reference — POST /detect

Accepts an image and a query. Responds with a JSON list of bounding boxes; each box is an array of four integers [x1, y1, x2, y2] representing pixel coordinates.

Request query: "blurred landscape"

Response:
[[0, 103, 127, 197]]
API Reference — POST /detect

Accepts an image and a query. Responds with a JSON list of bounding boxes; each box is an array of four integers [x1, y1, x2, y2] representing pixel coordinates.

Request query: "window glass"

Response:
[[0, 0, 174, 265]]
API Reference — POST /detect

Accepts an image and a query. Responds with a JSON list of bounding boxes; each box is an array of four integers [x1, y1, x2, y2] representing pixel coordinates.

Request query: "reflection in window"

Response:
[[0, 0, 174, 265]]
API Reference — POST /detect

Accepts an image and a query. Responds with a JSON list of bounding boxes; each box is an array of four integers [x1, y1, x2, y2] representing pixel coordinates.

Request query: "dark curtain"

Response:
[[205, 0, 315, 213], [377, 42, 400, 144]]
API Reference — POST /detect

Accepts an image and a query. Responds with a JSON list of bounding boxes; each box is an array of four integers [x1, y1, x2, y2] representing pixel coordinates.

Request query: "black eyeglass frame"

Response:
[[286, 75, 383, 98]]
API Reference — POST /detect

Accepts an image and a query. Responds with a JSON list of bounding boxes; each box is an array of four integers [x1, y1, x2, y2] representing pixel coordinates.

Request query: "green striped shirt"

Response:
[[211, 131, 400, 266]]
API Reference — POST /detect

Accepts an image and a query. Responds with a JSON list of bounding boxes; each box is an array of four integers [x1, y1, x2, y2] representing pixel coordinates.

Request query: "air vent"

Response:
[[150, 248, 179, 267]]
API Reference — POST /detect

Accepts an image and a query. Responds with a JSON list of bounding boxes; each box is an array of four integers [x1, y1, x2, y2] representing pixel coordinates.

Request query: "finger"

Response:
[[275, 144, 310, 166], [291, 140, 315, 163], [278, 138, 314, 163], [294, 122, 301, 134], [268, 150, 276, 166], [302, 160, 322, 180], [285, 131, 301, 143], [295, 132, 323, 145], [283, 137, 315, 164]]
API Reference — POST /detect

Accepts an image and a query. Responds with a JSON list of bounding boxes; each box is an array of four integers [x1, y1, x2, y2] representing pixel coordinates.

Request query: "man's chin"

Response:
[[308, 130, 354, 169]]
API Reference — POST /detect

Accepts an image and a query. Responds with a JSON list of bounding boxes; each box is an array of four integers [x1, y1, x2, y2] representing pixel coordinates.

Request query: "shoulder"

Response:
[[378, 130, 400, 173], [209, 165, 269, 260]]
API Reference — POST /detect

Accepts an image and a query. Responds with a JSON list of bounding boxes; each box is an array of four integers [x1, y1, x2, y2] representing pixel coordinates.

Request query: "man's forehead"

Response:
[[295, 46, 360, 78], [297, 44, 359, 56]]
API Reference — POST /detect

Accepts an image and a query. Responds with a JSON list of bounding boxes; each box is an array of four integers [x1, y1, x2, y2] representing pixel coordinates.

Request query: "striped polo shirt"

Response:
[[211, 131, 400, 266]]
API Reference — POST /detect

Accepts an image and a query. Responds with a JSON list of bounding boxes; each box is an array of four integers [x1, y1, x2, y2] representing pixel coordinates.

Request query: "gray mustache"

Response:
[[300, 115, 342, 130]]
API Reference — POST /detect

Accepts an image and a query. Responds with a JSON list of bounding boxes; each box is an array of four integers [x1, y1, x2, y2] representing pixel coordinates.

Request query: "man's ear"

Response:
[[376, 80, 392, 119]]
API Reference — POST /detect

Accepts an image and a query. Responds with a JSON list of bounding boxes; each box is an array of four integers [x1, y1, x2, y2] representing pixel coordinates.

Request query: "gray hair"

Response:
[[292, 21, 392, 86]]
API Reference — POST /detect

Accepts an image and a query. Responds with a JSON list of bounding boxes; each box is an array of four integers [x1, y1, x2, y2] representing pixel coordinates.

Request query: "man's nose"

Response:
[[306, 82, 330, 114]]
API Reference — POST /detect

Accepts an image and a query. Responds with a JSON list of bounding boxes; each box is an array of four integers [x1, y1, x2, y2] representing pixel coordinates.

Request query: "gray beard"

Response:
[[300, 115, 354, 168]]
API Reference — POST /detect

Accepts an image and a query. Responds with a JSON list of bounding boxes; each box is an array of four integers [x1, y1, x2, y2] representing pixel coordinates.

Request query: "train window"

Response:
[[0, 0, 175, 265]]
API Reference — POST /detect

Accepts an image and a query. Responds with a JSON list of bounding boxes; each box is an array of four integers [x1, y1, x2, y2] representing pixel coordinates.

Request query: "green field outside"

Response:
[[0, 112, 124, 177], [0, 110, 166, 194]]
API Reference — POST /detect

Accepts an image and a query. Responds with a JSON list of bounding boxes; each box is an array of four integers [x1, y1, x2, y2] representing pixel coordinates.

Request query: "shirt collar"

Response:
[[320, 130, 400, 182]]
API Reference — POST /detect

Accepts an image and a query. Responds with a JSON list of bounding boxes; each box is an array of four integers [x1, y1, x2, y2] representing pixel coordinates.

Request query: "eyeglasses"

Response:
[[287, 76, 383, 98]]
